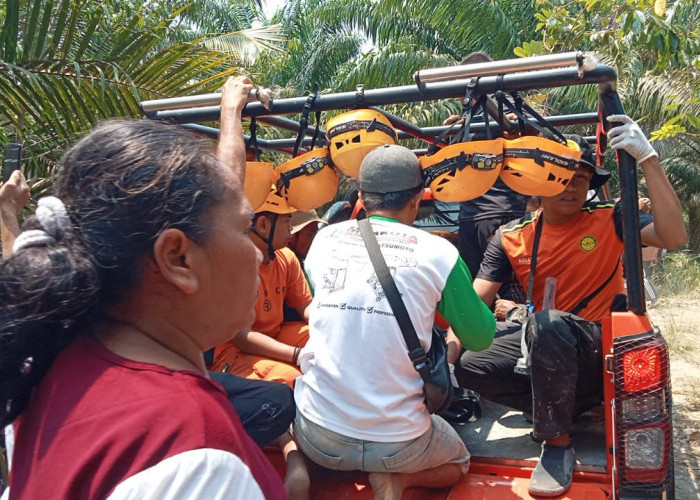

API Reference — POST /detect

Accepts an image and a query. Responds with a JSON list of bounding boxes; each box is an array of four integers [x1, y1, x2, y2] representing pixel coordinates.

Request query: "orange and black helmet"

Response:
[[500, 136, 582, 196], [419, 139, 504, 202], [255, 184, 296, 215], [244, 161, 274, 211], [565, 134, 611, 190], [325, 109, 397, 177], [273, 147, 339, 211]]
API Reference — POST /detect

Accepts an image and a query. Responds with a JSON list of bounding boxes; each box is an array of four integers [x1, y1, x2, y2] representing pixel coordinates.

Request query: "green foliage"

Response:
[[529, 0, 700, 143], [0, 0, 277, 184], [513, 40, 546, 57], [653, 251, 700, 298]]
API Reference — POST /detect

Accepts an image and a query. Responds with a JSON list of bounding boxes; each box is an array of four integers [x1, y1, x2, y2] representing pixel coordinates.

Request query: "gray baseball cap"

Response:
[[359, 144, 424, 194]]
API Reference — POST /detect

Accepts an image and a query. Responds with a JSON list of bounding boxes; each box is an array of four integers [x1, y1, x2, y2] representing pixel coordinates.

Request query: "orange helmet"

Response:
[[500, 136, 582, 196], [273, 147, 339, 211], [419, 139, 504, 202], [244, 161, 274, 211], [326, 109, 397, 177], [255, 184, 295, 214]]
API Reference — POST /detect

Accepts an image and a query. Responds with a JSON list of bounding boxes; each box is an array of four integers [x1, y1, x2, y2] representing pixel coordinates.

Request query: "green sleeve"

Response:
[[437, 256, 495, 352], [303, 266, 314, 296]]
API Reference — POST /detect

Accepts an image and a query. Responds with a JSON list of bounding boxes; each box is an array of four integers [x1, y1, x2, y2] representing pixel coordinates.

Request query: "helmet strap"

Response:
[[251, 213, 279, 261], [265, 213, 279, 260]]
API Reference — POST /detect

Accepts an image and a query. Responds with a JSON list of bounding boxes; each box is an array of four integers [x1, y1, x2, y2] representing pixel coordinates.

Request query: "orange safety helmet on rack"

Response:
[[325, 109, 397, 178], [500, 136, 582, 196], [244, 161, 274, 211], [255, 184, 296, 214], [419, 139, 504, 202], [273, 147, 339, 211]]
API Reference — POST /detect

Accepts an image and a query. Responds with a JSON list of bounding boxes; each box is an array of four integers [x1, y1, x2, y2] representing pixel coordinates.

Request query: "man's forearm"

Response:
[[216, 76, 254, 183], [641, 156, 686, 249], [232, 330, 296, 364], [218, 107, 246, 182]]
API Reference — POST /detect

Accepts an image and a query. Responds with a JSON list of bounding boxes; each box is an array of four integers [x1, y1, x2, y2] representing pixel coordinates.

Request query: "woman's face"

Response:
[[198, 163, 262, 345]]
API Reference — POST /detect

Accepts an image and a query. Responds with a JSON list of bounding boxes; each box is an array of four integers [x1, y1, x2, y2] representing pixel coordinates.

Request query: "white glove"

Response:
[[606, 114, 658, 163]]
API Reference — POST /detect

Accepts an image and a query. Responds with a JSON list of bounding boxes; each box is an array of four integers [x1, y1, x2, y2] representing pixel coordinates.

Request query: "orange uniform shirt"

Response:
[[211, 247, 312, 374], [478, 201, 652, 323], [252, 247, 312, 337]]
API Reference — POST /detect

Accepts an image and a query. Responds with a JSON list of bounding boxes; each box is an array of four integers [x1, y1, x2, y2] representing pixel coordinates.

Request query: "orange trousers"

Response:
[[211, 321, 309, 388]]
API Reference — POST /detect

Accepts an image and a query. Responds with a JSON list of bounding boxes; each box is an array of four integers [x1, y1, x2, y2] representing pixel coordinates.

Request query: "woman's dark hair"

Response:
[[0, 119, 229, 426]]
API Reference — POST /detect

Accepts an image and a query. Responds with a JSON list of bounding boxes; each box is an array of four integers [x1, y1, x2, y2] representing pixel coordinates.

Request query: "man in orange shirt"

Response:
[[455, 118, 686, 497], [212, 189, 313, 388]]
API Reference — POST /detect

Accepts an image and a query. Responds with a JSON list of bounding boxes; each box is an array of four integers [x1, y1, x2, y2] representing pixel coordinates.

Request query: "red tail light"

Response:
[[622, 345, 662, 393], [613, 330, 673, 495]]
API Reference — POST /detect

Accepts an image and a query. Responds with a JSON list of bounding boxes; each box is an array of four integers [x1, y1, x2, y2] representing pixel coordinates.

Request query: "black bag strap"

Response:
[[525, 213, 544, 315], [357, 218, 431, 380], [526, 214, 621, 316], [570, 258, 621, 315]]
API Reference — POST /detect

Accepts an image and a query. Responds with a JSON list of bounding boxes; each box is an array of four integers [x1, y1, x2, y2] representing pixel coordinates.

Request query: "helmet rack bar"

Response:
[[183, 112, 599, 150]]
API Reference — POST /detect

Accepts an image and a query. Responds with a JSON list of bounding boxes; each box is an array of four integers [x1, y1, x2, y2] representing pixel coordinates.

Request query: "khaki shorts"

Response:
[[294, 411, 470, 474]]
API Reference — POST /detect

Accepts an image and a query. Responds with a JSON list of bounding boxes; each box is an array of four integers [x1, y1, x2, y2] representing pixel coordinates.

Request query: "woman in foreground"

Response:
[[0, 79, 285, 499]]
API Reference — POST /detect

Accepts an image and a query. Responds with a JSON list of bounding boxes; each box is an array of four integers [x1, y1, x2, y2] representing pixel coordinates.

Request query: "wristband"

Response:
[[292, 346, 301, 365]]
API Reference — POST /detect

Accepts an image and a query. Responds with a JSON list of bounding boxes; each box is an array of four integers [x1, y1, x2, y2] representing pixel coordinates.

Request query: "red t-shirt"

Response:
[[8, 336, 284, 499]]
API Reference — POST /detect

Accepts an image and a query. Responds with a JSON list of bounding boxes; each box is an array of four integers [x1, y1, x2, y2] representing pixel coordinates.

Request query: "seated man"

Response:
[[211, 189, 313, 388], [294, 144, 495, 499], [288, 209, 325, 265], [455, 119, 686, 497]]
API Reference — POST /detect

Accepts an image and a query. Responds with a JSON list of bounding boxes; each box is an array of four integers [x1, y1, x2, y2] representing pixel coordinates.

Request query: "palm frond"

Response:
[[201, 25, 286, 65]]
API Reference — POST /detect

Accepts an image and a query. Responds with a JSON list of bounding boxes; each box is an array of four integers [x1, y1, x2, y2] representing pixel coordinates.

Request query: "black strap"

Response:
[[276, 152, 331, 194], [496, 92, 567, 143], [246, 117, 260, 161], [503, 147, 579, 171], [430, 80, 481, 151], [526, 214, 544, 314], [326, 119, 397, 141], [357, 218, 431, 380], [422, 150, 502, 186], [526, 214, 621, 316], [310, 110, 322, 149], [293, 84, 319, 157], [570, 258, 621, 315]]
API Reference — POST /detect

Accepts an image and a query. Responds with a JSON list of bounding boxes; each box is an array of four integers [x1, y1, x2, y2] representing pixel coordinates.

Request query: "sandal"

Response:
[[528, 443, 575, 497]]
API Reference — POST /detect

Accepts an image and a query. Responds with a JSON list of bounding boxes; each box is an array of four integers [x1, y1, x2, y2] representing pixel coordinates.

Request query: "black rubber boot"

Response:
[[528, 443, 575, 497]]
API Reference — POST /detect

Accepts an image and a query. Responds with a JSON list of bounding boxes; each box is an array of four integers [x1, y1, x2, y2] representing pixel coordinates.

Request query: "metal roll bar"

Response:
[[141, 88, 268, 113], [413, 51, 598, 86], [599, 84, 645, 315], [141, 65, 617, 123]]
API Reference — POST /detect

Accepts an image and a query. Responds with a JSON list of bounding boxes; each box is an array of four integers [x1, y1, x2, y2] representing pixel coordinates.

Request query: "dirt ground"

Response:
[[647, 297, 700, 497]]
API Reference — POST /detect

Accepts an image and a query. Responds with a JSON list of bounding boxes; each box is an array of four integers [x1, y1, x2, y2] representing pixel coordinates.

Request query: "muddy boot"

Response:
[[528, 443, 575, 497]]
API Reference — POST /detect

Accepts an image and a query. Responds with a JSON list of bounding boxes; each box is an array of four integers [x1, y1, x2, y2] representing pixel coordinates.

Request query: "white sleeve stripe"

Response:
[[107, 448, 266, 500]]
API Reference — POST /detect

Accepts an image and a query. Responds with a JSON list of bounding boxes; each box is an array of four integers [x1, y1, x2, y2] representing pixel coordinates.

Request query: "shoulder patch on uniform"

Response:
[[581, 200, 615, 214], [501, 212, 537, 234], [579, 235, 598, 252]]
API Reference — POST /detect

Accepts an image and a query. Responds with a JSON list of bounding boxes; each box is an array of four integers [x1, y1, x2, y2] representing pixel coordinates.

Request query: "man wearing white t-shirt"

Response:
[[293, 144, 495, 499]]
